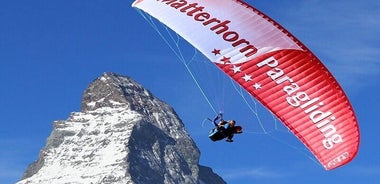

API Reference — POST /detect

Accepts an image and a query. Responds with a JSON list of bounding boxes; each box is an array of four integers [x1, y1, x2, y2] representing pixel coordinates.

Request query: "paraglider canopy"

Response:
[[132, 0, 360, 170]]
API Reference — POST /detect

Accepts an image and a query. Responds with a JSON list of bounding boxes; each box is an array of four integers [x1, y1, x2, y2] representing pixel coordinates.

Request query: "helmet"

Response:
[[229, 120, 236, 126]]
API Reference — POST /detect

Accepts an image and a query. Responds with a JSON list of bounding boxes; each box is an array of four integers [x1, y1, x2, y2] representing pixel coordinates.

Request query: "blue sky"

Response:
[[1, 0, 379, 183]]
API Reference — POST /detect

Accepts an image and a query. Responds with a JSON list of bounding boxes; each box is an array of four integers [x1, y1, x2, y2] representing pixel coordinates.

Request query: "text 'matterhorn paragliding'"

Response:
[[132, 0, 360, 170]]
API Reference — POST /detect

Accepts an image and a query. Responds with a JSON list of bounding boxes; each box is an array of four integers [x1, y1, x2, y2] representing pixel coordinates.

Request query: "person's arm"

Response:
[[218, 121, 227, 128], [213, 113, 223, 126]]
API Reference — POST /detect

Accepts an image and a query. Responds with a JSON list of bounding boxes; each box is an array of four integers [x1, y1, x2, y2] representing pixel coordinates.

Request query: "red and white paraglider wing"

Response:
[[132, 0, 360, 170]]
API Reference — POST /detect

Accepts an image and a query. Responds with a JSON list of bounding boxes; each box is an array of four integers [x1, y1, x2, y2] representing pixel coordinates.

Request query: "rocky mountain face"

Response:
[[17, 72, 225, 184]]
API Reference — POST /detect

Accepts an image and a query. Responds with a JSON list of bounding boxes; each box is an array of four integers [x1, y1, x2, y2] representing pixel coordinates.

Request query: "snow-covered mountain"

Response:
[[17, 72, 225, 184]]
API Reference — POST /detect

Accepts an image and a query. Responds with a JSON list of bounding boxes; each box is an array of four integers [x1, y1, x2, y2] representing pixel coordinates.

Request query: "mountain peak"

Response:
[[81, 72, 153, 112], [17, 72, 225, 184]]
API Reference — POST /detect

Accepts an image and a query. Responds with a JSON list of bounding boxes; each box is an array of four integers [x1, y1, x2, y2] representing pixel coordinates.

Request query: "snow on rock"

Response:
[[17, 72, 225, 184]]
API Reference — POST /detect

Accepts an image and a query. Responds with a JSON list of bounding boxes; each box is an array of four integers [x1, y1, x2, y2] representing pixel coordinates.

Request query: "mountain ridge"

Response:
[[17, 72, 225, 184]]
